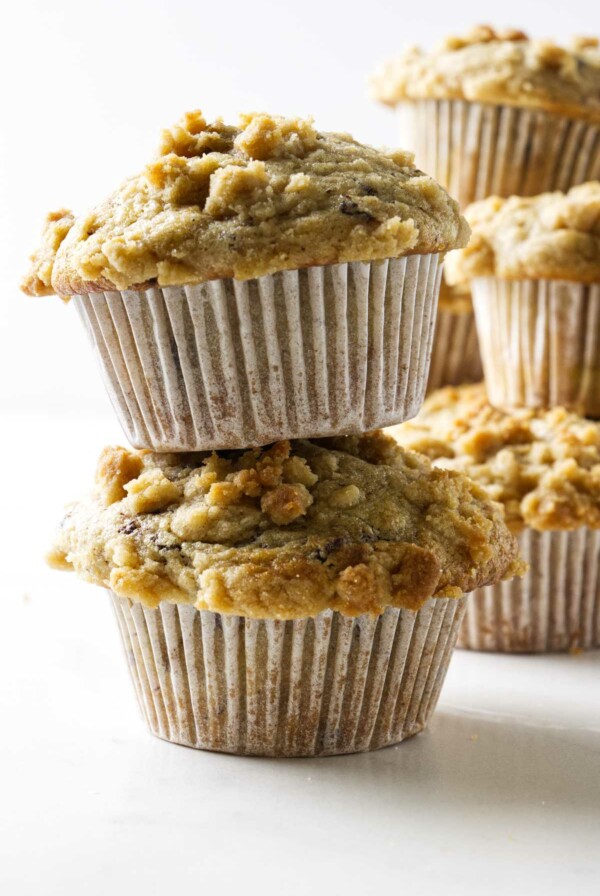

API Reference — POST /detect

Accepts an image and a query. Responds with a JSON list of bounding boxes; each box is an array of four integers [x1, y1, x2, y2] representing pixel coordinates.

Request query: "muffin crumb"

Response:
[[21, 210, 75, 297], [21, 110, 469, 297], [372, 26, 600, 122], [389, 384, 600, 532], [50, 433, 521, 618], [446, 182, 600, 284]]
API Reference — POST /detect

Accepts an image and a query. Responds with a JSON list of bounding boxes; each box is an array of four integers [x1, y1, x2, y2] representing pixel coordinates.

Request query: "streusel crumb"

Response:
[[389, 384, 600, 532], [48, 432, 521, 618], [22, 110, 469, 297]]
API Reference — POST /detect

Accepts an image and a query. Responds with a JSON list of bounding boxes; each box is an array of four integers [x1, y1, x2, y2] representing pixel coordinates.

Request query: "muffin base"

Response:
[[75, 255, 441, 451], [458, 529, 600, 653], [111, 594, 466, 757], [472, 277, 600, 417], [397, 99, 600, 207], [427, 306, 482, 392]]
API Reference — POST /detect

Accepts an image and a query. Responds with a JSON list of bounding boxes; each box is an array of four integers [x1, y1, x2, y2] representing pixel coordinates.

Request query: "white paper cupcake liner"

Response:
[[397, 99, 600, 207], [427, 305, 482, 392], [459, 528, 600, 653], [74, 255, 441, 451], [472, 277, 600, 416], [111, 593, 466, 757]]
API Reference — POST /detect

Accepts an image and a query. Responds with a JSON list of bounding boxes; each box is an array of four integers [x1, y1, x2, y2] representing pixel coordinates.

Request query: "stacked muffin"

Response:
[[376, 27, 600, 653], [436, 183, 599, 652], [395, 182, 600, 652], [372, 26, 600, 391], [23, 111, 522, 755]]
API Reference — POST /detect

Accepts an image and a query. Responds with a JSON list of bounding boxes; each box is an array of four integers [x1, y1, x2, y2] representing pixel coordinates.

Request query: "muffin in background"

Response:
[[22, 111, 469, 451], [48, 432, 521, 755], [372, 26, 600, 208], [446, 182, 600, 417], [389, 384, 600, 653], [426, 279, 482, 392]]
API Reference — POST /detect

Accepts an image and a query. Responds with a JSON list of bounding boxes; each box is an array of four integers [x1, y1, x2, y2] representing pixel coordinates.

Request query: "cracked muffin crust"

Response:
[[48, 433, 521, 619], [22, 111, 469, 298], [371, 26, 600, 122], [388, 384, 600, 533], [445, 182, 600, 284]]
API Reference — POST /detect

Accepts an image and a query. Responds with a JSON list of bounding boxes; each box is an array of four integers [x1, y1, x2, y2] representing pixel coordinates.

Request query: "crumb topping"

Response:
[[372, 26, 600, 122], [21, 210, 75, 297], [389, 384, 600, 532], [48, 433, 521, 618], [445, 182, 600, 284], [22, 110, 469, 297]]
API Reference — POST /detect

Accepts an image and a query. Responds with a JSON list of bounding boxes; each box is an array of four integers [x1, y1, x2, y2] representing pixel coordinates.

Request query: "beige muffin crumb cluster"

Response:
[[372, 25, 600, 122], [389, 384, 600, 533], [48, 433, 522, 619], [445, 182, 600, 284], [21, 110, 469, 297], [21, 210, 75, 297]]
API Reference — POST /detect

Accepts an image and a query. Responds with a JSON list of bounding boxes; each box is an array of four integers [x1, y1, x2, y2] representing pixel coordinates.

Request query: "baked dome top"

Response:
[[388, 384, 600, 533], [48, 433, 521, 618], [22, 110, 469, 297], [445, 182, 600, 284], [372, 26, 600, 123]]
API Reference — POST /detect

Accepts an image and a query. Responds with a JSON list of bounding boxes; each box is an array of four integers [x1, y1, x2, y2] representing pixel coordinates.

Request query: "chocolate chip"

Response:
[[118, 520, 139, 535], [339, 195, 375, 221]]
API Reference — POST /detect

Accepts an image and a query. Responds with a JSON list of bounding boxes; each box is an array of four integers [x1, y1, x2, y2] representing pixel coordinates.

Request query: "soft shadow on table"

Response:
[[261, 705, 600, 817], [218, 649, 600, 816]]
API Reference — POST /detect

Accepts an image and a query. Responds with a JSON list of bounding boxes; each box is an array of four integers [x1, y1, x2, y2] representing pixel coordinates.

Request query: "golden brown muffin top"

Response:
[[48, 433, 521, 619], [388, 384, 600, 533], [21, 210, 75, 297], [372, 26, 600, 122], [21, 110, 469, 298], [445, 182, 600, 284]]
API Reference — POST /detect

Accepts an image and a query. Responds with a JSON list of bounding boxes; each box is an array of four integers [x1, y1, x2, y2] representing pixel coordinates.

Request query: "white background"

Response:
[[1, 2, 599, 893]]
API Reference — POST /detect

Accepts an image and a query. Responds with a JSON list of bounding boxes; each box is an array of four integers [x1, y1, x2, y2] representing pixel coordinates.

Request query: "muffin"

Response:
[[48, 432, 521, 755], [372, 26, 600, 207], [427, 279, 482, 392], [22, 111, 468, 451], [389, 384, 600, 652], [446, 182, 600, 416], [372, 27, 600, 394]]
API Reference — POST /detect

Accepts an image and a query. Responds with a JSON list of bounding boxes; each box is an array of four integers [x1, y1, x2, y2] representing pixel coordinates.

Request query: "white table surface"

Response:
[[2, 411, 599, 895]]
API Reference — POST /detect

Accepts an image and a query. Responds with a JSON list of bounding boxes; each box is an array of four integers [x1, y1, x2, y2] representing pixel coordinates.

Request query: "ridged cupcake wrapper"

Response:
[[111, 593, 466, 757], [427, 306, 482, 392], [459, 528, 600, 653], [472, 277, 600, 416], [397, 99, 600, 207], [74, 255, 441, 451]]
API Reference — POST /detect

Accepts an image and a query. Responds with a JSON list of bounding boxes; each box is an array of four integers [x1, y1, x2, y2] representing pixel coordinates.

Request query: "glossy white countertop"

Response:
[[2, 412, 599, 895]]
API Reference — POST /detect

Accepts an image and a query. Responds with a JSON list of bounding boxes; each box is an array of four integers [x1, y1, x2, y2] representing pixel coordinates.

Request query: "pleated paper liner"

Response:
[[472, 277, 600, 417], [397, 99, 600, 208], [111, 593, 466, 757], [74, 254, 441, 452], [427, 306, 482, 392], [458, 528, 600, 653]]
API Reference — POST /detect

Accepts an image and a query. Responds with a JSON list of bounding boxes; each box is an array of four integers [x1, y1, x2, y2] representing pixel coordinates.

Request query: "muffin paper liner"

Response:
[[111, 593, 466, 757], [472, 277, 600, 416], [459, 528, 600, 653], [74, 255, 441, 451], [397, 99, 600, 207], [427, 306, 482, 392]]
